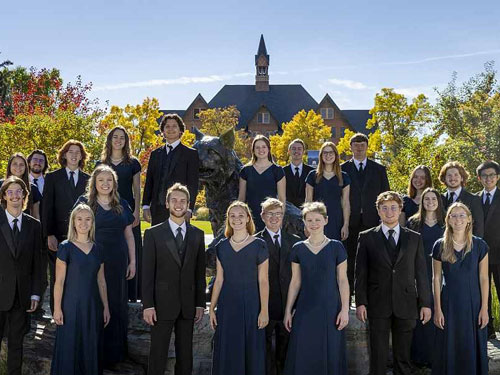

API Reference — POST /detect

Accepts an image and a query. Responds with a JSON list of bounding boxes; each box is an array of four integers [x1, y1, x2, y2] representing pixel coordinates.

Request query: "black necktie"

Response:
[[388, 229, 397, 251], [359, 163, 364, 173], [274, 234, 281, 263], [69, 171, 76, 188], [484, 192, 491, 218], [294, 167, 300, 178], [33, 178, 38, 188], [175, 227, 184, 250], [12, 218, 19, 246], [448, 191, 455, 206], [167, 145, 173, 154]]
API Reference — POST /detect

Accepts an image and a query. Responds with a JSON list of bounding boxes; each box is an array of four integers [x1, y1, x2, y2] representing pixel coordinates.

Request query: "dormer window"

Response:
[[320, 108, 334, 120], [193, 108, 202, 119], [258, 112, 270, 124]]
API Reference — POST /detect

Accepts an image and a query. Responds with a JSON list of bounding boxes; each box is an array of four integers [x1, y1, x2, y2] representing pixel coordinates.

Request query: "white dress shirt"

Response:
[[290, 163, 303, 178], [353, 158, 367, 171], [166, 139, 181, 154], [266, 228, 281, 247], [29, 174, 44, 195], [65, 167, 80, 185], [381, 223, 400, 244], [446, 187, 462, 203], [483, 186, 497, 204], [168, 218, 186, 239]]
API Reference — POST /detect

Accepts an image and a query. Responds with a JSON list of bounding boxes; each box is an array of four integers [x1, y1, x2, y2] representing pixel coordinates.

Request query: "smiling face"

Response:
[[303, 211, 327, 235], [65, 145, 82, 169], [9, 157, 26, 178], [377, 200, 402, 227], [111, 129, 126, 151], [422, 191, 439, 213], [412, 169, 427, 191], [448, 206, 470, 233], [288, 142, 304, 164], [3, 182, 25, 211], [253, 140, 269, 161], [73, 209, 93, 237], [228, 206, 250, 232], [162, 119, 182, 143], [95, 171, 114, 196], [261, 207, 283, 233], [351, 141, 368, 161], [479, 167, 499, 192], [166, 190, 188, 219], [29, 153, 45, 174], [445, 168, 463, 190]]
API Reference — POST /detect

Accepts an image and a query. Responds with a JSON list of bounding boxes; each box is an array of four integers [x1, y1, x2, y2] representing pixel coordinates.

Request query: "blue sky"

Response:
[[3, 0, 500, 111]]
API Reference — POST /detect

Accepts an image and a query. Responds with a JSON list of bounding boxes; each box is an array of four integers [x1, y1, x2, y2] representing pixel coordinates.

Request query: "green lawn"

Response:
[[141, 220, 213, 235]]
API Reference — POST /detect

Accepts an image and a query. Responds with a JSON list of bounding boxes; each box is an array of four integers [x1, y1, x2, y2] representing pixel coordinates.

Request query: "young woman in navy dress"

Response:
[[51, 204, 110, 375], [284, 201, 349, 375], [432, 202, 489, 375], [400, 165, 432, 225], [210, 201, 269, 375], [238, 135, 285, 232], [406, 187, 444, 368], [76, 165, 136, 367], [305, 142, 350, 241], [97, 126, 142, 301]]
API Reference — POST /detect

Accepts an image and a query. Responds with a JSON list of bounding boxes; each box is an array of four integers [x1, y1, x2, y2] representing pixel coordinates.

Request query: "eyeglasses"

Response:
[[380, 206, 400, 212], [6, 189, 23, 197], [265, 212, 283, 218], [322, 151, 335, 156], [30, 157, 45, 163], [450, 213, 468, 220], [480, 173, 498, 180]]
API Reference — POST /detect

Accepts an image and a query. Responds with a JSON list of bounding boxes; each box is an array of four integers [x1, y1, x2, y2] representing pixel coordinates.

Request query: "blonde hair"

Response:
[[376, 191, 403, 209], [86, 165, 123, 215], [224, 201, 256, 237], [316, 142, 343, 185], [67, 204, 95, 242], [260, 197, 283, 214], [440, 202, 473, 263], [302, 201, 328, 220]]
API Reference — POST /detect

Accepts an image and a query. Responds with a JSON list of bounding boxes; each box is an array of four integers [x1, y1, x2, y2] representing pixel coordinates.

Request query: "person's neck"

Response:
[[383, 222, 398, 229], [75, 234, 90, 243], [414, 190, 423, 200], [30, 171, 42, 179], [485, 186, 497, 193], [291, 159, 302, 167], [111, 150, 124, 160], [6, 206, 22, 218], [266, 226, 280, 234], [66, 165, 79, 172], [308, 232, 325, 243], [169, 215, 185, 226], [232, 229, 248, 240], [255, 157, 270, 165], [448, 186, 460, 192], [425, 211, 437, 220], [97, 193, 111, 203], [354, 156, 366, 163], [452, 231, 466, 242], [166, 137, 180, 145], [324, 164, 334, 172]]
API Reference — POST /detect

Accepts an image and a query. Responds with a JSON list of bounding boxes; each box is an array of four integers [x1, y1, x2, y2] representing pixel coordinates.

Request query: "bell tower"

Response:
[[255, 34, 270, 92]]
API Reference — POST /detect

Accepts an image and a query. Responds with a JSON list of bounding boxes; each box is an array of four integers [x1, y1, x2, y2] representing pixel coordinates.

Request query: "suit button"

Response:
[[392, 270, 396, 274]]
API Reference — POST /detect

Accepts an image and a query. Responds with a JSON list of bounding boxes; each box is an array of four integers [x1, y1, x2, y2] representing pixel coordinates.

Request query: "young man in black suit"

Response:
[[142, 113, 199, 225], [477, 160, 500, 339], [355, 191, 431, 375], [142, 183, 206, 375], [341, 133, 390, 294], [282, 139, 313, 209], [255, 198, 300, 375], [0, 176, 42, 375], [42, 140, 90, 313], [439, 161, 484, 237]]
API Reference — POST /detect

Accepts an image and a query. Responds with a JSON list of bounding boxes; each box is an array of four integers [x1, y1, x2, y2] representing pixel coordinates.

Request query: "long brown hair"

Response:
[[316, 142, 343, 185], [249, 135, 273, 165], [440, 202, 473, 263], [224, 201, 256, 237], [407, 165, 432, 198], [57, 140, 88, 169], [101, 126, 133, 165], [86, 165, 123, 215], [408, 187, 444, 230], [6, 153, 31, 193]]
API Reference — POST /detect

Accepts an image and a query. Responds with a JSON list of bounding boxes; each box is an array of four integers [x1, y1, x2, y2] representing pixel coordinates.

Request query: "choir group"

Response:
[[0, 112, 496, 375]]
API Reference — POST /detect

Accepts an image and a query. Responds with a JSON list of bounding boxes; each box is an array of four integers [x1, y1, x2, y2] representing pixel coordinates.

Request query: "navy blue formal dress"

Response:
[[305, 171, 351, 240], [431, 237, 489, 375], [403, 195, 419, 219], [51, 241, 104, 375], [97, 158, 142, 300], [410, 223, 443, 366], [76, 196, 134, 366], [212, 238, 269, 375], [285, 240, 348, 375], [240, 164, 285, 232]]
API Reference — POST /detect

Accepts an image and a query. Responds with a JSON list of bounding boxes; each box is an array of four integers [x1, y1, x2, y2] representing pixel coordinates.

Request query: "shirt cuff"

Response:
[[142, 205, 150, 210], [31, 295, 40, 301], [144, 307, 155, 311], [196, 306, 205, 309]]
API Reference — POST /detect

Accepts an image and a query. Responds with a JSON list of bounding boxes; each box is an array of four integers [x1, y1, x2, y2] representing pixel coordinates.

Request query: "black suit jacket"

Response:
[[142, 221, 206, 320], [142, 144, 199, 211], [442, 188, 484, 238], [256, 229, 300, 320], [355, 225, 431, 319], [42, 168, 90, 240], [282, 164, 314, 209], [341, 159, 390, 228], [0, 209, 42, 311], [478, 189, 500, 264]]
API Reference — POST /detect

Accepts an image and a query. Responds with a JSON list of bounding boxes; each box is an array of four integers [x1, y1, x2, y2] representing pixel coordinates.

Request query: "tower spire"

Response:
[[255, 34, 270, 92]]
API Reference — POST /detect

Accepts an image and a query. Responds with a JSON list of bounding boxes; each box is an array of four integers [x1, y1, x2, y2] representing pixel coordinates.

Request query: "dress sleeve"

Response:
[[432, 239, 443, 261], [305, 170, 316, 187], [132, 158, 142, 175], [122, 199, 135, 226], [341, 171, 351, 188], [257, 240, 269, 265], [95, 244, 104, 264], [335, 241, 348, 265], [289, 243, 300, 263], [57, 243, 70, 263], [239, 166, 249, 181], [477, 238, 489, 262], [273, 164, 285, 182]]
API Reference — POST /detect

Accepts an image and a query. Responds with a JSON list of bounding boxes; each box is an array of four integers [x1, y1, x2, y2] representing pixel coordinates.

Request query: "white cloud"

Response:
[[327, 78, 373, 90]]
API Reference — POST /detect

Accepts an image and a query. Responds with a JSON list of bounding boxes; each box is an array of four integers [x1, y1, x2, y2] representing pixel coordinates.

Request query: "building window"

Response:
[[320, 107, 334, 120], [340, 127, 346, 137], [258, 112, 270, 124], [258, 66, 267, 75], [193, 108, 202, 119], [331, 126, 336, 138]]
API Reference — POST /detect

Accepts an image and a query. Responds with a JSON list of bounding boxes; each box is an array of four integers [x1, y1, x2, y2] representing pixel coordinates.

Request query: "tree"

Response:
[[198, 105, 252, 163], [270, 109, 332, 165]]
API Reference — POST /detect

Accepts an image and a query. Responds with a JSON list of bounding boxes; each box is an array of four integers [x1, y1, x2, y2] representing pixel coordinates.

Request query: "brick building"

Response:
[[162, 35, 372, 143]]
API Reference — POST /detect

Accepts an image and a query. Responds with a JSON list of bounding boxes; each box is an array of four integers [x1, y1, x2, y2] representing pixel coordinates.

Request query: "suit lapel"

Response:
[[75, 171, 88, 197], [182, 225, 196, 270], [59, 169, 76, 204], [161, 221, 182, 267], [15, 215, 30, 259], [374, 226, 392, 267], [486, 190, 500, 223], [166, 144, 183, 180], [394, 228, 408, 267], [280, 233, 291, 271], [361, 160, 374, 192], [0, 211, 16, 258]]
